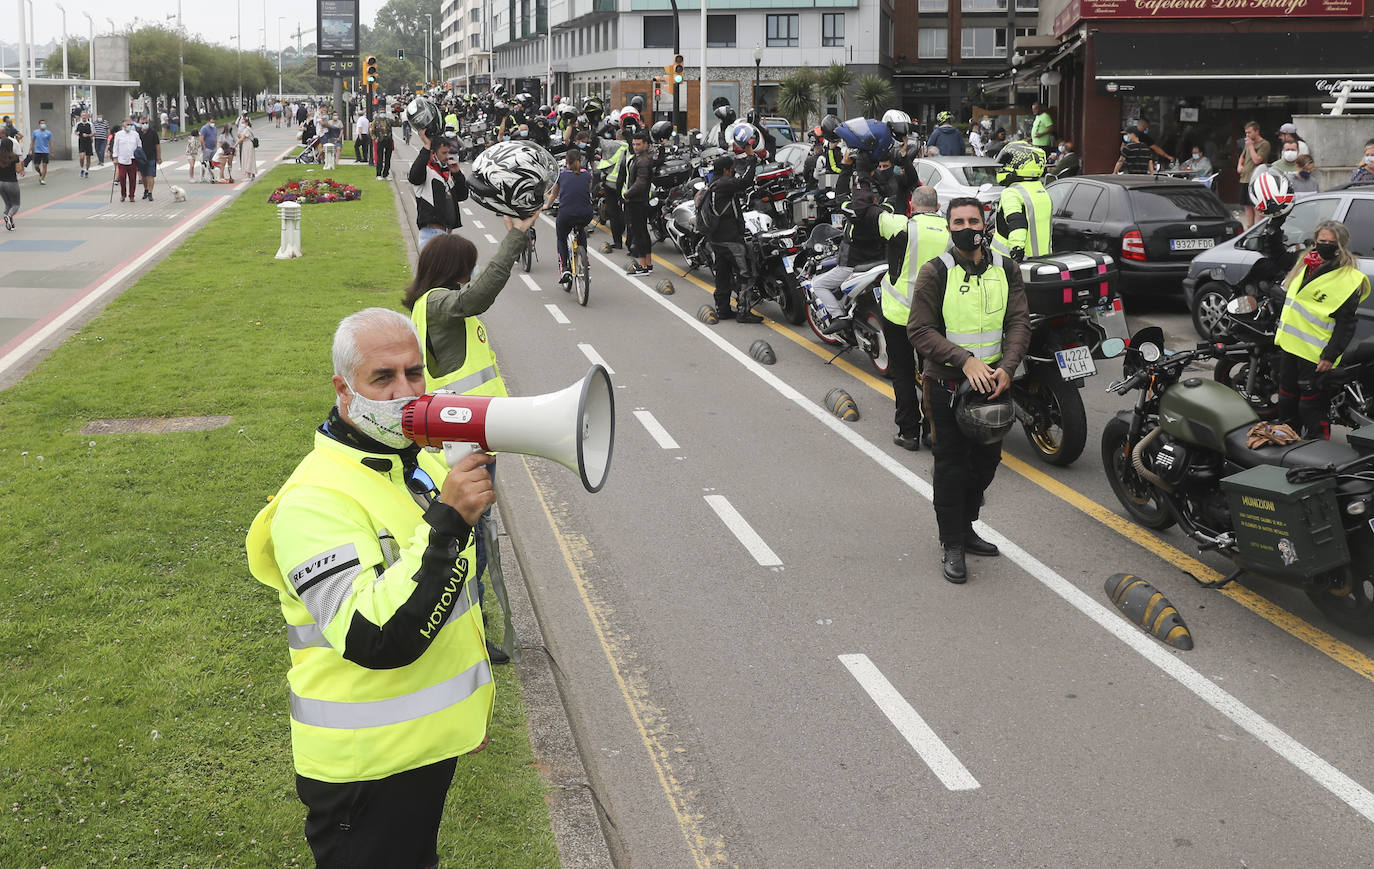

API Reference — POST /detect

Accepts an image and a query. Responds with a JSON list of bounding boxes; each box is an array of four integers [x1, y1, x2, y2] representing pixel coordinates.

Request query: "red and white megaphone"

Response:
[[402, 365, 615, 493]]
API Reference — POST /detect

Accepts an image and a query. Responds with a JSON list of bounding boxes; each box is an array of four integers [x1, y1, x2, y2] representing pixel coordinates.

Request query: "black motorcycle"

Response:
[[739, 205, 806, 325], [1103, 326, 1374, 635]]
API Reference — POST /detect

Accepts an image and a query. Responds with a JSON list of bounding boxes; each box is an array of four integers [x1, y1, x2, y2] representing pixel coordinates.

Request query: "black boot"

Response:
[[486, 639, 511, 665], [963, 529, 1000, 557], [942, 544, 967, 583]]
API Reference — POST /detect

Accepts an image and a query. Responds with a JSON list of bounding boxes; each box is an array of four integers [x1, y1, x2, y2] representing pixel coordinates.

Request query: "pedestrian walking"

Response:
[[29, 119, 52, 185], [237, 116, 257, 180], [111, 118, 142, 202], [138, 119, 162, 201], [186, 132, 201, 182], [1, 137, 24, 231], [198, 120, 218, 183], [354, 111, 372, 164], [219, 124, 236, 182], [92, 114, 110, 166], [75, 111, 93, 177], [371, 111, 394, 180]]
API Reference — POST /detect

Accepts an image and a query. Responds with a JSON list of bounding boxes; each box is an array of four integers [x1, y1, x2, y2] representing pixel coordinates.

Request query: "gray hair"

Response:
[[912, 186, 940, 211], [332, 307, 421, 381]]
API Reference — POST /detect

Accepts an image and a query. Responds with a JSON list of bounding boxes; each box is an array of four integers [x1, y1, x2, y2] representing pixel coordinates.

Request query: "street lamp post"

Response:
[[753, 44, 762, 116], [425, 14, 434, 85], [83, 11, 95, 121], [277, 17, 286, 98], [56, 3, 69, 80]]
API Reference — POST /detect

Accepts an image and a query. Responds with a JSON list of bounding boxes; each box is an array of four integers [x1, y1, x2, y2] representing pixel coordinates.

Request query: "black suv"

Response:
[[1046, 175, 1242, 297]]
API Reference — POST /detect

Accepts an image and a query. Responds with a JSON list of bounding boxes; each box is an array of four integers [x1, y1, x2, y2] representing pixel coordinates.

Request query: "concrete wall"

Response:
[[1294, 113, 1374, 190]]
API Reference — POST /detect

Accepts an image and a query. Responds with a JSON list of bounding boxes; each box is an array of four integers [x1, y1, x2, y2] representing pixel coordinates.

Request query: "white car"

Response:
[[911, 157, 1003, 214]]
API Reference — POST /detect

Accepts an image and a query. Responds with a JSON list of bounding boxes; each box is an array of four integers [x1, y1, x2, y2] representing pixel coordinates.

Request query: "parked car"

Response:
[[761, 117, 798, 143], [1045, 175, 1242, 297], [1183, 187, 1374, 339], [775, 141, 812, 178], [910, 157, 1002, 214]]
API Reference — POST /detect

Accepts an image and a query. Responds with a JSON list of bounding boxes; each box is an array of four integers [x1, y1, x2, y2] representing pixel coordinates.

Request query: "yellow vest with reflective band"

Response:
[[878, 211, 951, 325], [1276, 265, 1371, 365], [598, 140, 628, 189], [444, 113, 459, 132], [990, 181, 1052, 259], [411, 289, 509, 397], [246, 434, 493, 783], [939, 251, 1009, 365]]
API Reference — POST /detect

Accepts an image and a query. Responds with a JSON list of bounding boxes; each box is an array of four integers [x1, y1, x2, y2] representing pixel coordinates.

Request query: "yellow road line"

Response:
[[520, 457, 730, 868], [651, 248, 1374, 682]]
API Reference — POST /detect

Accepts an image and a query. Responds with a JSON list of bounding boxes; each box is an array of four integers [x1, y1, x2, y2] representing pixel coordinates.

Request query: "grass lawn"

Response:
[[0, 163, 560, 866]]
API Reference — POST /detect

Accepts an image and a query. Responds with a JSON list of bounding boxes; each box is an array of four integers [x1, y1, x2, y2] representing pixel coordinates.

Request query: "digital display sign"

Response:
[[318, 0, 359, 55]]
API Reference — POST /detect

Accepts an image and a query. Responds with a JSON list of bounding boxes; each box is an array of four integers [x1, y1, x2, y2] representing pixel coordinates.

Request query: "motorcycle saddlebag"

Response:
[[1018, 252, 1118, 315], [1220, 464, 1350, 581]]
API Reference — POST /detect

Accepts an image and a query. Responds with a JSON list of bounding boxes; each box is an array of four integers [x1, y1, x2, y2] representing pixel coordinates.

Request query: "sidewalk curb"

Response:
[[391, 170, 616, 868]]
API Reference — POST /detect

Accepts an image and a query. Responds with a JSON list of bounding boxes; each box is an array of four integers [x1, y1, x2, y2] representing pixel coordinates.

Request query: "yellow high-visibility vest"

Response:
[[1276, 265, 1370, 365], [990, 181, 1052, 259], [939, 251, 1010, 365], [411, 289, 508, 397], [877, 211, 951, 325]]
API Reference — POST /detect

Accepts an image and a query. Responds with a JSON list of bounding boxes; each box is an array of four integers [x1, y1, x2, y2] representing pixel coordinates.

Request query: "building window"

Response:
[[766, 14, 799, 47], [470, 8, 480, 22], [470, 33, 481, 49], [822, 13, 844, 47], [643, 15, 674, 49], [961, 0, 1007, 10], [918, 27, 947, 60], [709, 81, 739, 113], [707, 14, 736, 48], [882, 12, 894, 57], [919, 0, 949, 10], [1015, 26, 1036, 38], [960, 26, 1006, 58], [1016, 0, 1039, 8]]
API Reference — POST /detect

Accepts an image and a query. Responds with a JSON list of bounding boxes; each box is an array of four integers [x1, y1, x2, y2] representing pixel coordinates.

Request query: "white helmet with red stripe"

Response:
[[1250, 168, 1294, 218], [619, 106, 642, 129]]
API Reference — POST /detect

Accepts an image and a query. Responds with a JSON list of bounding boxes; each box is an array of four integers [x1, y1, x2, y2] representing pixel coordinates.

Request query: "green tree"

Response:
[[41, 38, 91, 77], [818, 62, 851, 117], [777, 67, 820, 131], [855, 74, 895, 119]]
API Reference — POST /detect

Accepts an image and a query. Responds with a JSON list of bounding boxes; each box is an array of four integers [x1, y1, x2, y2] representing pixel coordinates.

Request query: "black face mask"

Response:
[[951, 227, 985, 252], [1315, 242, 1339, 261], [874, 168, 894, 184]]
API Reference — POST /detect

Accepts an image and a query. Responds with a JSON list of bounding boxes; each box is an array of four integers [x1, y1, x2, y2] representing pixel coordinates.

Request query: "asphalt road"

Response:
[[423, 173, 1374, 868]]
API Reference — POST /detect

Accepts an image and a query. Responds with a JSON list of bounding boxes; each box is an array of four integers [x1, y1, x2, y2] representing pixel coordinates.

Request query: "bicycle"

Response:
[[521, 226, 537, 273], [564, 223, 591, 306]]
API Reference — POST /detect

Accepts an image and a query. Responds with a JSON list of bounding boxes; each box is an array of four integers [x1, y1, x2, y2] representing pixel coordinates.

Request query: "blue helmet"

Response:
[[728, 120, 762, 153], [835, 118, 893, 158]]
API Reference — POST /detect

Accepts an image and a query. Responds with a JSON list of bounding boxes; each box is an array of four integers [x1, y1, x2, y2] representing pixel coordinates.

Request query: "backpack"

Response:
[[696, 185, 728, 236]]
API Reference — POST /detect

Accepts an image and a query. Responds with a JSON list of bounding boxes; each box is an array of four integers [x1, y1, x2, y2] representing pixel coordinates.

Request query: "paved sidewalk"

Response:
[[0, 120, 296, 388]]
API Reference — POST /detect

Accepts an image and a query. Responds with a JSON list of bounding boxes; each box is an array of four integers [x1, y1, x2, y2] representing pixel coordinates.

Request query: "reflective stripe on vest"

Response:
[[939, 251, 1009, 365], [882, 213, 950, 325], [1275, 266, 1370, 365], [287, 622, 331, 650], [290, 658, 492, 729], [410, 290, 508, 397], [990, 181, 1052, 258]]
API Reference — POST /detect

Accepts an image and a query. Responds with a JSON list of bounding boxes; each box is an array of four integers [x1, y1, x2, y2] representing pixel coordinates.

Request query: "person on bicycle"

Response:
[[546, 148, 595, 286]]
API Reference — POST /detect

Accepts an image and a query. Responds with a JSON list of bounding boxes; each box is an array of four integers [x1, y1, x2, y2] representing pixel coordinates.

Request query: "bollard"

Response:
[[275, 201, 303, 259], [323, 142, 337, 169]]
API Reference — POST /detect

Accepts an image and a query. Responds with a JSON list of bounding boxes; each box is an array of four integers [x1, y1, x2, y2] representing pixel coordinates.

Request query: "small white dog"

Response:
[[169, 185, 187, 203]]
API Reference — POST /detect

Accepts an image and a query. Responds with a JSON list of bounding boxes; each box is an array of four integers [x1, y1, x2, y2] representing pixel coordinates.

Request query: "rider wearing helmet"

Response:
[[408, 126, 470, 249], [908, 196, 1030, 583], [595, 123, 630, 252], [710, 104, 738, 150], [809, 149, 893, 334], [989, 141, 1051, 261], [926, 110, 965, 157]]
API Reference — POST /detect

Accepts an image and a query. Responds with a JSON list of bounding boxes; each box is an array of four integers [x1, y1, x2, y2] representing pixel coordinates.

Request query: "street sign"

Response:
[[318, 55, 359, 77], [318, 0, 359, 54]]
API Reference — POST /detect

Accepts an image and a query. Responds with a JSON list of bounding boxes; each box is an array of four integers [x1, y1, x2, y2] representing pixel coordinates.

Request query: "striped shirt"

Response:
[[92, 118, 110, 141]]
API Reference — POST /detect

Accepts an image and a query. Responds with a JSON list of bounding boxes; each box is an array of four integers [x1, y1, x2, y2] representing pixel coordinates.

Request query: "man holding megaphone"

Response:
[[247, 308, 498, 867]]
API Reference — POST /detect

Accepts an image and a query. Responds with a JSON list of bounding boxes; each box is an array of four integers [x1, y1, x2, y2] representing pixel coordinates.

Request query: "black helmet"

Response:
[[582, 96, 604, 119], [650, 119, 674, 142], [882, 109, 912, 138], [467, 140, 558, 218], [819, 114, 842, 142], [714, 104, 737, 125], [953, 382, 1015, 445], [630, 94, 646, 112], [405, 96, 442, 138]]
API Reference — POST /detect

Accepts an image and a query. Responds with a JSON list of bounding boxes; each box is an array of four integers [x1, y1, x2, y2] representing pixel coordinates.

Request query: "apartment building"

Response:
[[440, 0, 494, 92], [489, 0, 895, 130]]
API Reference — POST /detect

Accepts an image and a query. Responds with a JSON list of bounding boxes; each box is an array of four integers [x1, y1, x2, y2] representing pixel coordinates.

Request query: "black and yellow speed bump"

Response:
[[1105, 573, 1194, 650], [749, 339, 776, 365], [697, 304, 719, 324], [655, 278, 676, 295], [825, 388, 860, 422]]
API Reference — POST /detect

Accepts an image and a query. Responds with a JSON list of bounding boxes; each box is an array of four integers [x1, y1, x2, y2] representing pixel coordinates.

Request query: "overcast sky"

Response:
[[20, 0, 390, 53]]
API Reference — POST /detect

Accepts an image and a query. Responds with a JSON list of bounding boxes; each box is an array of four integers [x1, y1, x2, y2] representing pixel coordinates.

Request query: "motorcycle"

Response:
[[1102, 325, 1374, 635], [1011, 253, 1131, 466], [740, 208, 807, 325], [665, 179, 714, 274], [795, 224, 893, 377]]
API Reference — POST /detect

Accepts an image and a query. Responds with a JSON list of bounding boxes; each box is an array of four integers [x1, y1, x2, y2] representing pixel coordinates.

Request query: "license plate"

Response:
[[1170, 237, 1216, 251], [782, 255, 794, 273], [1055, 346, 1097, 380], [831, 214, 845, 228]]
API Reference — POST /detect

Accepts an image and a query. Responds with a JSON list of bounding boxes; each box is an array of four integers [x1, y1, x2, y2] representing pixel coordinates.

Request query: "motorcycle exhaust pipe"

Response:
[[1131, 426, 1174, 493]]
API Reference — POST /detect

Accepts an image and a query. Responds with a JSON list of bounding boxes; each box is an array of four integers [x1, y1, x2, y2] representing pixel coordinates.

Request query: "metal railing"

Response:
[[1323, 81, 1374, 115]]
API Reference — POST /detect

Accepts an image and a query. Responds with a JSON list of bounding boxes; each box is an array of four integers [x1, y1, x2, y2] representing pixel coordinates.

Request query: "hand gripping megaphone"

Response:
[[402, 365, 615, 493]]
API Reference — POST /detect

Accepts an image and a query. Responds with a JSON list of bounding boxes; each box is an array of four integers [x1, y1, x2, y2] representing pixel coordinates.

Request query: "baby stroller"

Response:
[[295, 131, 326, 164]]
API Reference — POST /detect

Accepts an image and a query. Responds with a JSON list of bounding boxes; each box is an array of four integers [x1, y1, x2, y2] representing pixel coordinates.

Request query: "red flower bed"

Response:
[[267, 177, 361, 204]]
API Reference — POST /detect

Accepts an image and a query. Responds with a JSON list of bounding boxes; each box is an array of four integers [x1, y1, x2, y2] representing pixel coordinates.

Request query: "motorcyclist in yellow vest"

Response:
[[1274, 219, 1371, 437], [908, 197, 1031, 583], [990, 141, 1052, 262], [596, 122, 629, 252], [861, 185, 950, 450], [246, 308, 495, 867], [402, 214, 541, 663]]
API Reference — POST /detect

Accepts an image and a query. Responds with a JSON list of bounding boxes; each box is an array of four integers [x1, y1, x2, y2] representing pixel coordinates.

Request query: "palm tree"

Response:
[[855, 74, 895, 118], [777, 67, 820, 131], [818, 62, 851, 117]]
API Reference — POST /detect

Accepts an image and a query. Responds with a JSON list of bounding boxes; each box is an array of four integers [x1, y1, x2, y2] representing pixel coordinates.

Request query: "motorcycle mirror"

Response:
[[1139, 342, 1162, 363], [1227, 295, 1259, 315], [1100, 337, 1126, 359]]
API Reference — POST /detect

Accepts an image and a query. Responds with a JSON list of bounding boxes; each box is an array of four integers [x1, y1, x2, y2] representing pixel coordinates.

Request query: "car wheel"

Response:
[[1190, 281, 1231, 340]]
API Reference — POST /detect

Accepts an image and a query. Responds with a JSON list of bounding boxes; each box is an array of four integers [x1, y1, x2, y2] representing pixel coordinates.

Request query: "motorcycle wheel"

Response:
[[1190, 281, 1232, 340], [805, 299, 845, 346], [860, 310, 892, 378], [1214, 356, 1279, 418], [775, 268, 807, 326], [1020, 375, 1087, 466], [1306, 533, 1374, 635], [1100, 418, 1175, 530]]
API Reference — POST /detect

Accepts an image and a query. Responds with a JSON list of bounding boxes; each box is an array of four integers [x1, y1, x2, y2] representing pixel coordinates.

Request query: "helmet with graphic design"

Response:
[[1249, 167, 1295, 218], [467, 140, 558, 218], [882, 109, 912, 138], [995, 140, 1047, 184]]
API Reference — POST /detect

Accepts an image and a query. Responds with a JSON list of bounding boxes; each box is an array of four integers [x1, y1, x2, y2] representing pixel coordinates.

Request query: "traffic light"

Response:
[[365, 55, 379, 91], [396, 48, 405, 59], [653, 76, 662, 99], [672, 54, 684, 85], [662, 60, 676, 93]]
